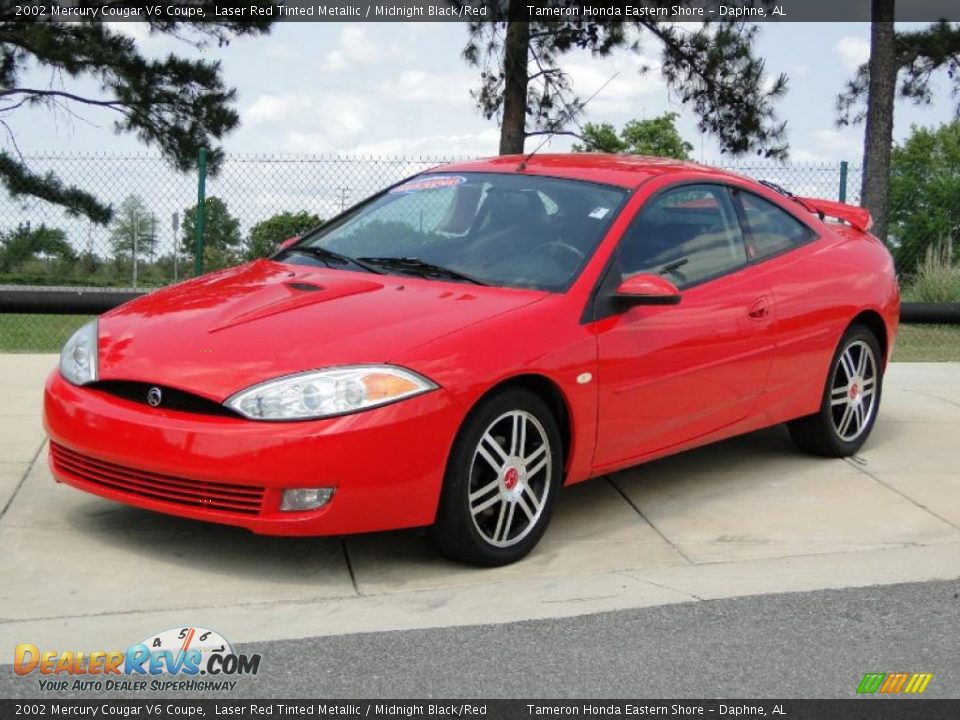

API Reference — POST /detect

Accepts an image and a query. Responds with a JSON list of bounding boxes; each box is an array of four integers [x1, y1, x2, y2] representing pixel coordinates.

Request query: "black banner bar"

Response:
[[2, 699, 960, 720], [7, 0, 960, 23]]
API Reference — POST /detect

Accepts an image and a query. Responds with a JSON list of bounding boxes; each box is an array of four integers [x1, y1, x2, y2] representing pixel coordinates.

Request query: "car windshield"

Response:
[[278, 172, 628, 292]]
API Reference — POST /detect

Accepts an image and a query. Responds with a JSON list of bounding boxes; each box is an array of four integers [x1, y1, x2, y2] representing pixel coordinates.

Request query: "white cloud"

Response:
[[244, 93, 370, 151], [835, 36, 870, 71], [790, 149, 829, 163], [282, 132, 335, 154], [814, 128, 861, 158], [245, 94, 313, 125], [323, 27, 380, 70], [380, 70, 474, 106], [346, 129, 501, 157], [282, 113, 367, 152], [564, 52, 664, 115], [263, 43, 295, 60]]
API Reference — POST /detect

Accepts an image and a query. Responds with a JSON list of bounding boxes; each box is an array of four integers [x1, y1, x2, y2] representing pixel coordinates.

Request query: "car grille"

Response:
[[88, 381, 238, 417], [50, 443, 265, 516]]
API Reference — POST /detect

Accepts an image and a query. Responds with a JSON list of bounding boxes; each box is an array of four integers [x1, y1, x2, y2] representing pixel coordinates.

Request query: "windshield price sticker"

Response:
[[390, 176, 467, 194]]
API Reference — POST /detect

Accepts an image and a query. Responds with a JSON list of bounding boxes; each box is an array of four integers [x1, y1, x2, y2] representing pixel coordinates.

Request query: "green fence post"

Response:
[[194, 148, 207, 276], [838, 160, 848, 203]]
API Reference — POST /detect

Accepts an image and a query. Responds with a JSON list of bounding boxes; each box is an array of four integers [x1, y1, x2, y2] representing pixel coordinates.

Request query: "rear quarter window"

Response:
[[737, 191, 815, 262]]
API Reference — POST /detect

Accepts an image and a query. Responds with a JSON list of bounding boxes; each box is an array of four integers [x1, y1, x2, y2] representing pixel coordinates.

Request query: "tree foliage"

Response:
[[110, 195, 157, 261], [571, 122, 622, 154], [246, 211, 322, 260], [572, 112, 693, 159], [889, 121, 960, 274], [0, 223, 74, 271], [460, 4, 787, 157], [0, 8, 274, 223], [837, 17, 960, 241], [837, 21, 960, 127], [463, 11, 628, 153], [181, 196, 242, 270]]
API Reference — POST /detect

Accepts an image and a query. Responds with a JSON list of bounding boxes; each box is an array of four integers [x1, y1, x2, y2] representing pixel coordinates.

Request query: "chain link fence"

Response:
[[1, 153, 956, 357], [0, 153, 460, 291]]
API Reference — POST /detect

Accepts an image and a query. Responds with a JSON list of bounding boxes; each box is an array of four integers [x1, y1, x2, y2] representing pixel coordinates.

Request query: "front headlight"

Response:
[[224, 365, 437, 421], [59, 320, 98, 386]]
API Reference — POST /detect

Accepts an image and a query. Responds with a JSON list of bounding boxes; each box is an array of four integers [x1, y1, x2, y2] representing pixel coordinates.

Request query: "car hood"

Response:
[[97, 260, 546, 400]]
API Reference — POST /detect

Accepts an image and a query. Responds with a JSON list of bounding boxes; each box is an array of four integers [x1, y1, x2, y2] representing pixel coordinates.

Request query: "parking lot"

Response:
[[1, 355, 958, 655]]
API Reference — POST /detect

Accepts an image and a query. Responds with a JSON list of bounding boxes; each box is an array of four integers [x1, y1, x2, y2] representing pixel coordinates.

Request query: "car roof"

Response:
[[432, 153, 750, 190]]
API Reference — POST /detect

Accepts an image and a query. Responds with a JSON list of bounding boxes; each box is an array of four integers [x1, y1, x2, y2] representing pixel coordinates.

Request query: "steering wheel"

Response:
[[535, 240, 585, 266]]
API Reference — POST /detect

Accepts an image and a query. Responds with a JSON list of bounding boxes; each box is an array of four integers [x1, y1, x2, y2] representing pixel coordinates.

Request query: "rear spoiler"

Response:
[[796, 197, 873, 233]]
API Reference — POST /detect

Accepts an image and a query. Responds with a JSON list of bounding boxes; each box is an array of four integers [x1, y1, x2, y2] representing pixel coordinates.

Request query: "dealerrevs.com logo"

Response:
[[13, 626, 261, 692]]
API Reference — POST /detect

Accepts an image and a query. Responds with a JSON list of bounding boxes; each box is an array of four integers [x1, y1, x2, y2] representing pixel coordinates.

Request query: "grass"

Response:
[[893, 324, 960, 362], [2, 313, 958, 362], [0, 314, 95, 353]]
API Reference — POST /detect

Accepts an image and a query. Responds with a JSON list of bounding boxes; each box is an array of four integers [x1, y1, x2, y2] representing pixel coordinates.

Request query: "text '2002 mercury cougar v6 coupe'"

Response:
[[44, 154, 899, 566]]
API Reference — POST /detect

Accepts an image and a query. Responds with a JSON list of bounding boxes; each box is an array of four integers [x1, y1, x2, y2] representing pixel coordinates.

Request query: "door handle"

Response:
[[747, 296, 770, 321]]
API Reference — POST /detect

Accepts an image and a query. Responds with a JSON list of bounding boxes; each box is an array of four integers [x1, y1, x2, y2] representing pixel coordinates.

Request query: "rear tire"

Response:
[[429, 387, 562, 566], [788, 323, 883, 457]]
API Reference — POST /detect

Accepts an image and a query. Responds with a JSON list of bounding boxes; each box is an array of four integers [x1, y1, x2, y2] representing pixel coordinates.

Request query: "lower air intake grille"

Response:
[[50, 443, 265, 516]]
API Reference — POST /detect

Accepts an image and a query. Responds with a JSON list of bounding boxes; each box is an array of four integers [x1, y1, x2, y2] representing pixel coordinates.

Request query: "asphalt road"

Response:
[[4, 579, 957, 699]]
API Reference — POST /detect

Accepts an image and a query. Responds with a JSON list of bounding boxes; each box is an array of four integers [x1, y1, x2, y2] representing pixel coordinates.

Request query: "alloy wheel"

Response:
[[830, 339, 878, 442], [467, 410, 552, 548]]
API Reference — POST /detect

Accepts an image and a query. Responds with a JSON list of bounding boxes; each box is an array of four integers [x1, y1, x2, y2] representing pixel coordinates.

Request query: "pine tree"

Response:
[[837, 11, 960, 241], [0, 10, 273, 223], [460, 2, 788, 158]]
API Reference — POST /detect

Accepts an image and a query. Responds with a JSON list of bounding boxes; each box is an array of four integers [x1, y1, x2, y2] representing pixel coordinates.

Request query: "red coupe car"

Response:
[[44, 154, 899, 566]]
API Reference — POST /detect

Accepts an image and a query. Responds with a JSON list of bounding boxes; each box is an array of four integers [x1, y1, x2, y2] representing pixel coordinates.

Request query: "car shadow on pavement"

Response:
[[64, 501, 350, 578], [37, 420, 899, 609]]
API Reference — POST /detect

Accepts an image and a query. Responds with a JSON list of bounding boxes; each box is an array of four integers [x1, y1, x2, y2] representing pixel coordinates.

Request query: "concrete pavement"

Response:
[[1, 356, 958, 653]]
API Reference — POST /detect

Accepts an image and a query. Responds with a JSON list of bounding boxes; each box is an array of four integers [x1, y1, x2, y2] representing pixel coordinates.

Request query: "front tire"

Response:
[[788, 323, 883, 457], [430, 387, 562, 566]]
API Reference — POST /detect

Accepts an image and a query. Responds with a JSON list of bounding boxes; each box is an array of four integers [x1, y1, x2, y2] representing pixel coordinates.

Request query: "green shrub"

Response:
[[902, 239, 960, 303]]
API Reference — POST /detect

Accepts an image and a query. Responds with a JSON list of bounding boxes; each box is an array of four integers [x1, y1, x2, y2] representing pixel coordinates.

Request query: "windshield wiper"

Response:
[[658, 258, 689, 276], [357, 256, 488, 286], [289, 246, 383, 274]]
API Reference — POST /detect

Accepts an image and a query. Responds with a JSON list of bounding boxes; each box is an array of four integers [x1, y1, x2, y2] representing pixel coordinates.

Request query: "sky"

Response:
[[9, 20, 960, 166]]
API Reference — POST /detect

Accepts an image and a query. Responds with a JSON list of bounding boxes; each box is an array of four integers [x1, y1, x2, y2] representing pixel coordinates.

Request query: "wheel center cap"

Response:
[[503, 467, 519, 491], [849, 383, 860, 400]]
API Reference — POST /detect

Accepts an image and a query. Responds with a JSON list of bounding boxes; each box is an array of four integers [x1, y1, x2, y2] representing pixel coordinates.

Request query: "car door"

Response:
[[592, 183, 776, 469], [731, 188, 836, 422]]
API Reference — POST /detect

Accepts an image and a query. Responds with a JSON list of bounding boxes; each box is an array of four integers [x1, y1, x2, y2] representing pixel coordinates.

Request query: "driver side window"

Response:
[[619, 185, 747, 289]]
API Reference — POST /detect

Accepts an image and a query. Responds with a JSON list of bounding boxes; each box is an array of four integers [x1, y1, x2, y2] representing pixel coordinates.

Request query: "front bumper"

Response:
[[43, 371, 463, 536]]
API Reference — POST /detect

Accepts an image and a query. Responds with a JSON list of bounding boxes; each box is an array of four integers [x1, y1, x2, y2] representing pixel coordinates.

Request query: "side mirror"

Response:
[[615, 274, 682, 306], [278, 236, 299, 251]]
